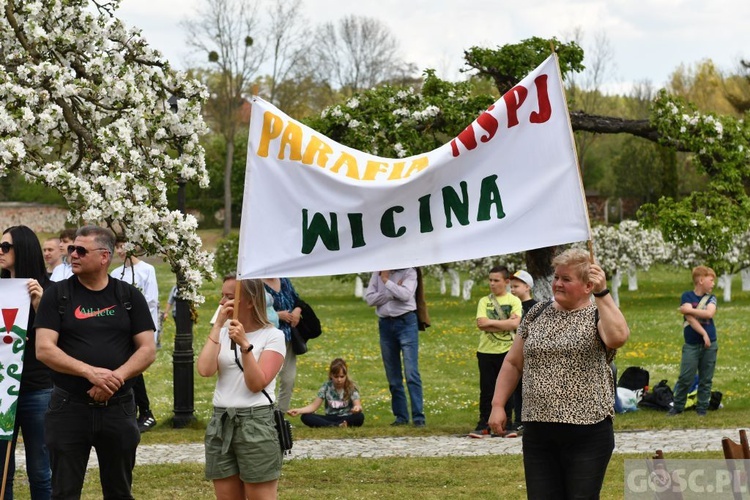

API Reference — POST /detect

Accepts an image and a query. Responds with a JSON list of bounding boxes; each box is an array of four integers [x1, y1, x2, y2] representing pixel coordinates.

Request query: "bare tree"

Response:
[[564, 28, 616, 176], [182, 0, 265, 235], [265, 0, 312, 105], [315, 15, 407, 93]]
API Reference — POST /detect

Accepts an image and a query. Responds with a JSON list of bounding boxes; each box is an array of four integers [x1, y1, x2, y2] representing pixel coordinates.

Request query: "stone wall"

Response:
[[0, 203, 70, 235]]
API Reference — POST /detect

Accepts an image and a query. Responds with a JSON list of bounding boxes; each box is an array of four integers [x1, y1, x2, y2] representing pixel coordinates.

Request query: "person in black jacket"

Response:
[[0, 225, 52, 499]]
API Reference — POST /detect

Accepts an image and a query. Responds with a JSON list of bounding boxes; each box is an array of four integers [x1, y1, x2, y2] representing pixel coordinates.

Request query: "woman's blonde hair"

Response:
[[329, 358, 357, 402], [552, 248, 591, 283], [239, 279, 271, 328]]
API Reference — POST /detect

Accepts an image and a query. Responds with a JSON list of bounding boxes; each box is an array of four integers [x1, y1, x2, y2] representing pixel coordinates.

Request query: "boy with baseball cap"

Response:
[[506, 269, 537, 437]]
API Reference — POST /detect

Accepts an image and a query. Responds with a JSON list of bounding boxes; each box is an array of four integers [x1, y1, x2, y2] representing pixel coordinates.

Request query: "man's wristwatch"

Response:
[[593, 288, 610, 298], [241, 344, 254, 354]]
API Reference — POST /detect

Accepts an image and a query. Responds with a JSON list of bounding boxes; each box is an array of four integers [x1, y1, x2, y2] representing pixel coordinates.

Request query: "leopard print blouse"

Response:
[[520, 301, 616, 425]]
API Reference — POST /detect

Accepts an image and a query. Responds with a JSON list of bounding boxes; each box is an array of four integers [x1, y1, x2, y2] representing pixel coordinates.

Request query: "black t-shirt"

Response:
[[34, 276, 155, 396], [522, 298, 539, 316]]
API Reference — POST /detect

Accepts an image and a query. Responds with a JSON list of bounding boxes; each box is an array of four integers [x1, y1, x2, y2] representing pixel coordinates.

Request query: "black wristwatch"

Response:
[[593, 288, 610, 298], [241, 344, 254, 354]]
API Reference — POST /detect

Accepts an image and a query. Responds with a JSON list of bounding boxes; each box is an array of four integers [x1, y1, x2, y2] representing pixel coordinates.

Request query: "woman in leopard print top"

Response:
[[488, 248, 629, 499]]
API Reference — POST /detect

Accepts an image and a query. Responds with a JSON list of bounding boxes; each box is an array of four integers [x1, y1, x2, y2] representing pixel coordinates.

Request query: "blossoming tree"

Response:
[[638, 92, 750, 280], [667, 230, 750, 302], [574, 221, 668, 306], [0, 0, 214, 303]]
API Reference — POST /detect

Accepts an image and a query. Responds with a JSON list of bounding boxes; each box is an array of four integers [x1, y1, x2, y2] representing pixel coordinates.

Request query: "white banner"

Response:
[[238, 55, 590, 279], [0, 279, 30, 440]]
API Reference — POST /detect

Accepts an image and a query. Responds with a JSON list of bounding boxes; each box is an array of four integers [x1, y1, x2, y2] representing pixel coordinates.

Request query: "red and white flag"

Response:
[[0, 279, 30, 440]]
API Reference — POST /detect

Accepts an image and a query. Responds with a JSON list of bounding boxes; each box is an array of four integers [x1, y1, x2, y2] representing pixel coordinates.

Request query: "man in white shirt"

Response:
[[110, 240, 160, 432], [49, 229, 76, 281], [365, 268, 425, 427], [43, 237, 62, 275]]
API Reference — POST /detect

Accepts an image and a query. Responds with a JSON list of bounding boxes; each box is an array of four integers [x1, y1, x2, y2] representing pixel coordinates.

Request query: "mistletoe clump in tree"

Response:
[[0, 0, 214, 303]]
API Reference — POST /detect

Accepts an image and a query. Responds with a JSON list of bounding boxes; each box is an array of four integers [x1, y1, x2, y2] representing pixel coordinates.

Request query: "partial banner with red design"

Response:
[[238, 55, 590, 279], [0, 279, 29, 440]]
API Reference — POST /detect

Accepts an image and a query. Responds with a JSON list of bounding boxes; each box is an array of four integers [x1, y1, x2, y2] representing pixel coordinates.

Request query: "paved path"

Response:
[[14, 428, 739, 469]]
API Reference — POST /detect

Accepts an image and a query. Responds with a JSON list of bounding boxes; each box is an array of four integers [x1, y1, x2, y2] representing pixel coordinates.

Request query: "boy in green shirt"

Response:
[[470, 266, 522, 437]]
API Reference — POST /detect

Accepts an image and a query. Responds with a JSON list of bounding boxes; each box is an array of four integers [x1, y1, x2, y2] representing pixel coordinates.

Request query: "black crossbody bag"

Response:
[[233, 347, 293, 455]]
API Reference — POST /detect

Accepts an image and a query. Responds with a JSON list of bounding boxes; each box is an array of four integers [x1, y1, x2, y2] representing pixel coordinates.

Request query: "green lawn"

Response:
[[12, 231, 750, 498]]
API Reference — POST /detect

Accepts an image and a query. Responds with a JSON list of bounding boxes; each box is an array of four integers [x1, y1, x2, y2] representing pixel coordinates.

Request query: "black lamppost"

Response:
[[169, 95, 196, 428]]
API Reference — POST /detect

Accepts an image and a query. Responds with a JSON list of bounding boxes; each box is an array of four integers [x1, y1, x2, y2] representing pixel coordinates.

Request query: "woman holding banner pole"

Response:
[[488, 248, 629, 499], [0, 226, 52, 499]]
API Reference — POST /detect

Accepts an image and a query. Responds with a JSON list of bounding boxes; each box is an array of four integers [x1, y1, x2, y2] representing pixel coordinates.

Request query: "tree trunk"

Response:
[[742, 268, 750, 291], [526, 247, 556, 302], [223, 138, 234, 236], [448, 269, 460, 297], [721, 273, 732, 303], [627, 266, 638, 291], [611, 270, 622, 308]]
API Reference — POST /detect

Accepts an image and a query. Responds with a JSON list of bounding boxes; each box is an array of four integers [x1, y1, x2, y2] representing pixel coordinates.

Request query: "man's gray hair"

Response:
[[76, 225, 116, 258]]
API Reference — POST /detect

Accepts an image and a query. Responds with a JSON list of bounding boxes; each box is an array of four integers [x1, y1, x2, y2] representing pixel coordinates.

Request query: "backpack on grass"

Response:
[[618, 366, 650, 391], [638, 380, 674, 411]]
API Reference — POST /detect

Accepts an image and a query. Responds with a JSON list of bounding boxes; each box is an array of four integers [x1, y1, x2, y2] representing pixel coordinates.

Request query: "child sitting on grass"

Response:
[[287, 358, 364, 427]]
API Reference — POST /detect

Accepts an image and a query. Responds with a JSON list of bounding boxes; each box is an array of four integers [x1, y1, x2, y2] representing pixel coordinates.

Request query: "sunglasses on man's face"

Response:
[[67, 245, 108, 257], [0, 242, 13, 253]]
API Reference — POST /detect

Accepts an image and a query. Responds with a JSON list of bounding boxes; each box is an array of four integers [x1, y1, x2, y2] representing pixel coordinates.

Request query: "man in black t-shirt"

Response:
[[35, 225, 156, 499]]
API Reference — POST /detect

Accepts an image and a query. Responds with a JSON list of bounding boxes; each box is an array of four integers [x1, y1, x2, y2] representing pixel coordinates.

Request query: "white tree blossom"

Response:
[[1, 0, 214, 303], [586, 221, 667, 277]]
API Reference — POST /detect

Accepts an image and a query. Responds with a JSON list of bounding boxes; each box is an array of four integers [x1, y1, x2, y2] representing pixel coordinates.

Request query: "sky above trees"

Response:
[[118, 0, 750, 94]]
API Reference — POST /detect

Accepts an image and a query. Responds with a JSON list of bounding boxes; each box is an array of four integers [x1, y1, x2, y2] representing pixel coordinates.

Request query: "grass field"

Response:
[[11, 230, 750, 498]]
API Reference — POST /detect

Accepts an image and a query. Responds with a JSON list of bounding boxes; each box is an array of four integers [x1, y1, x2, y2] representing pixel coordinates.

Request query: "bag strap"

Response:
[[525, 299, 553, 325], [488, 294, 509, 321], [682, 294, 712, 328], [233, 349, 277, 408], [57, 279, 70, 317], [262, 389, 275, 407]]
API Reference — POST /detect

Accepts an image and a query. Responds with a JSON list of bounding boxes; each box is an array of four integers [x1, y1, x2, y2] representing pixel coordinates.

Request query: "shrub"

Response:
[[214, 233, 239, 277]]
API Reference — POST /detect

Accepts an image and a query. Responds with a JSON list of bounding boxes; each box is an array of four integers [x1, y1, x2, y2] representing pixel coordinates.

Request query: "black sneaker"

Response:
[[138, 412, 157, 432], [666, 408, 682, 417]]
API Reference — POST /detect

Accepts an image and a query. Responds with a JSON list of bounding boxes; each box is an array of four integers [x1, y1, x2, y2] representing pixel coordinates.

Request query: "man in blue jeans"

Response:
[[35, 225, 156, 499], [365, 268, 425, 427]]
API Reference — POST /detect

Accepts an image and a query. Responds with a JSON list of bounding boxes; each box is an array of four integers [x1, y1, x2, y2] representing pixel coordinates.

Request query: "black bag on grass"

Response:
[[618, 366, 650, 391], [709, 391, 723, 410], [638, 380, 673, 411]]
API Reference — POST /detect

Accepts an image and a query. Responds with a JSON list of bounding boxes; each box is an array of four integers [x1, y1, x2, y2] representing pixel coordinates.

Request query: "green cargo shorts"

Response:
[[205, 406, 282, 483]]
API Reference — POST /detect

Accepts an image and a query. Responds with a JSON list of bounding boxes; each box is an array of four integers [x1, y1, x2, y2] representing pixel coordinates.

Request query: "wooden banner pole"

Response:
[[233, 280, 241, 321], [1, 441, 12, 499]]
